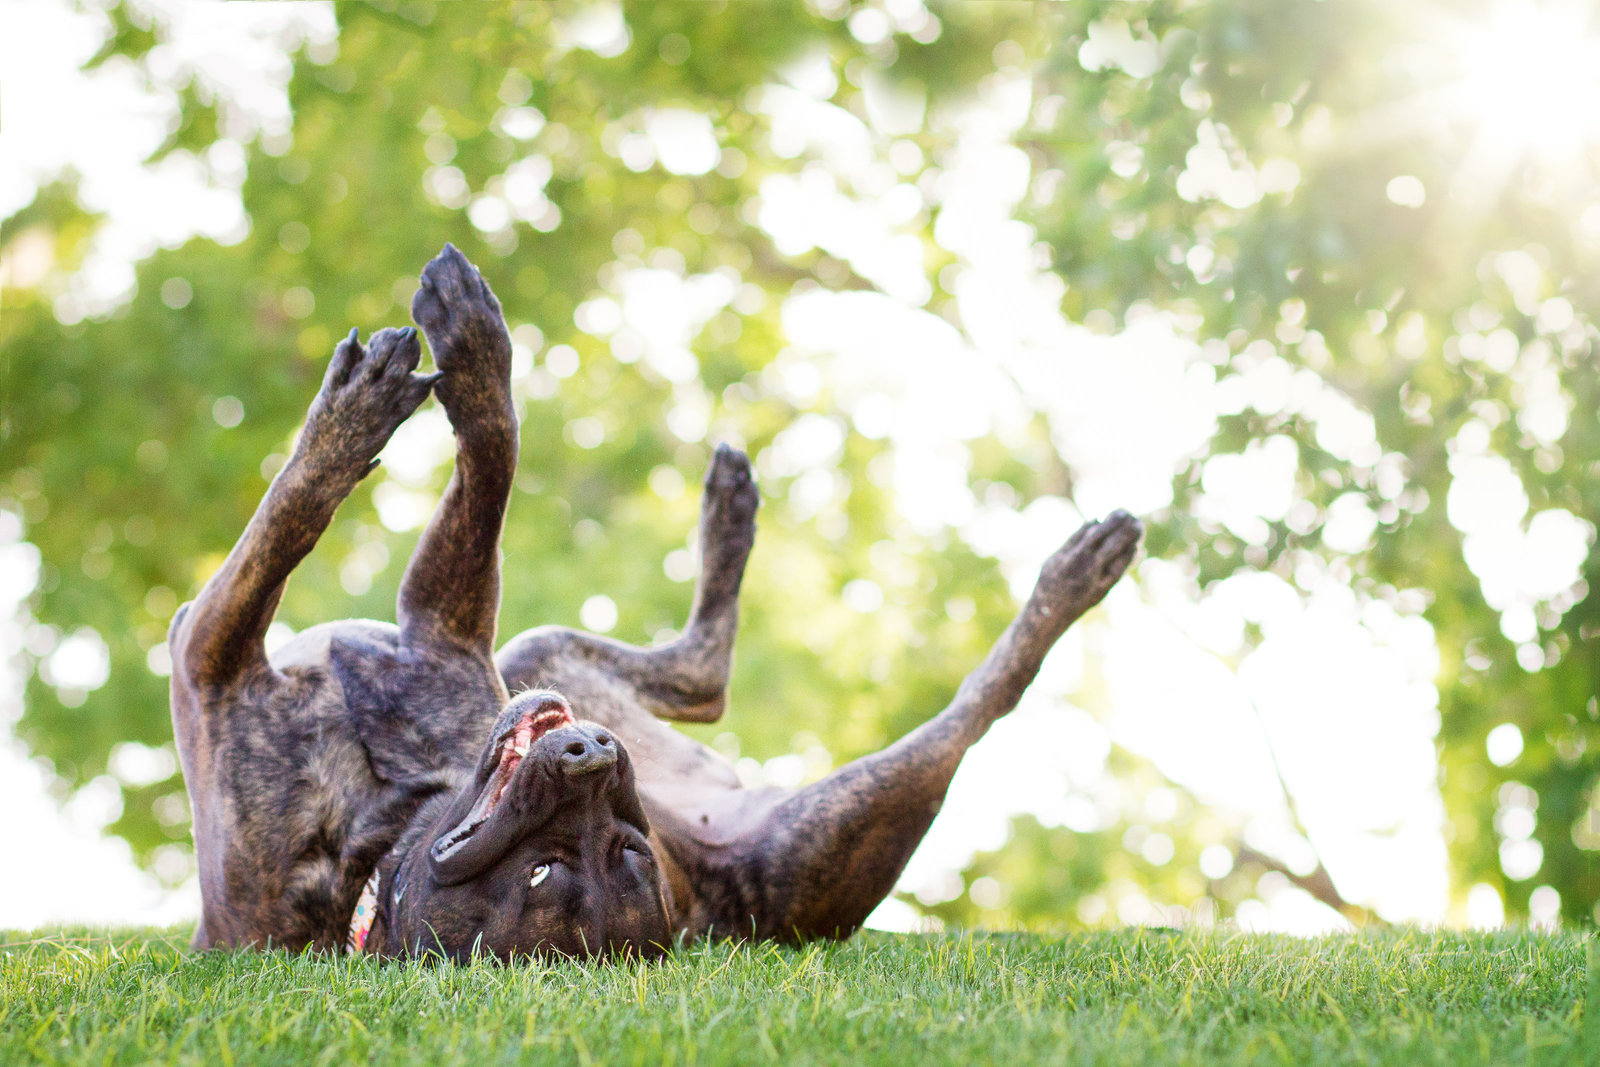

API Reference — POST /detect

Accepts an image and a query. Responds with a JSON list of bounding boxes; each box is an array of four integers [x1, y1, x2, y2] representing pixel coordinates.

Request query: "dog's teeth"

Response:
[[513, 741, 529, 756]]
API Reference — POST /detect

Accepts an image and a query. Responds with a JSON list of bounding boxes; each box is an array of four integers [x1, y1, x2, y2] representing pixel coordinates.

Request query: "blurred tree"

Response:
[[1, 0, 1594, 926], [1018, 0, 1598, 925]]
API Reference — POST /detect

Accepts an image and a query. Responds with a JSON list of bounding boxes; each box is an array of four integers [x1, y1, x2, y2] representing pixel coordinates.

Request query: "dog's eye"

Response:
[[529, 864, 551, 888]]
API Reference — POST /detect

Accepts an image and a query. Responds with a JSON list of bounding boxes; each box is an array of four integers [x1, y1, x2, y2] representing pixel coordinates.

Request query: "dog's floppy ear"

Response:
[[330, 637, 453, 790]]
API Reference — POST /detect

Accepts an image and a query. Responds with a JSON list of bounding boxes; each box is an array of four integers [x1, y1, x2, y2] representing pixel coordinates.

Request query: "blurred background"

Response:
[[1, 0, 1596, 934]]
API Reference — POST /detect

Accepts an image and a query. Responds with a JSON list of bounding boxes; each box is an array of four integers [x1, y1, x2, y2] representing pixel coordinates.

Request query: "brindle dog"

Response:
[[168, 245, 1142, 960]]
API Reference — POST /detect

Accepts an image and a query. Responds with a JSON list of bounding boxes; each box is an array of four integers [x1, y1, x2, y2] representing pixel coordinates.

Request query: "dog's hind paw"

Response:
[[702, 443, 758, 535], [1033, 509, 1143, 616]]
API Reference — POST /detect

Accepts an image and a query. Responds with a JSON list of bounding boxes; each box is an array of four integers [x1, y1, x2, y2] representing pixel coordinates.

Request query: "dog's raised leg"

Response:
[[170, 328, 436, 688], [496, 444, 757, 722], [729, 511, 1142, 941], [396, 245, 518, 672], [649, 442, 759, 718]]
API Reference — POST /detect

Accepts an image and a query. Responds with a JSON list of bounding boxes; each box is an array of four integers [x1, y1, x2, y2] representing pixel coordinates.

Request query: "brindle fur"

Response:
[[170, 246, 1142, 958]]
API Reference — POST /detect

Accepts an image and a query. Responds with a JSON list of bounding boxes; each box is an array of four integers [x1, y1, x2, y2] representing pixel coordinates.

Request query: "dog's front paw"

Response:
[[305, 326, 439, 476], [411, 244, 511, 400], [1033, 509, 1142, 615]]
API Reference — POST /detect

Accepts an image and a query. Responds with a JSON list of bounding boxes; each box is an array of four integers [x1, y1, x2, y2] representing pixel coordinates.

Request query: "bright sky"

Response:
[[3, 0, 1590, 935]]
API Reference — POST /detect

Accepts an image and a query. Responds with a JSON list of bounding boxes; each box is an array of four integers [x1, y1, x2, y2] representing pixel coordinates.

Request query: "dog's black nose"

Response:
[[559, 730, 617, 777]]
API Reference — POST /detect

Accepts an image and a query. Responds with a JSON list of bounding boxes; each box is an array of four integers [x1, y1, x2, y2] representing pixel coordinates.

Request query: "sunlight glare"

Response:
[[1455, 6, 1600, 160]]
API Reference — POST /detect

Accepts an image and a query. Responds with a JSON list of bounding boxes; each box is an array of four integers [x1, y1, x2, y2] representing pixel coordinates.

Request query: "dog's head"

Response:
[[385, 689, 671, 960]]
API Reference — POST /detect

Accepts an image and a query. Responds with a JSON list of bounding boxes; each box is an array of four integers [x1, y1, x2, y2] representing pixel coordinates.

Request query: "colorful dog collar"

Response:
[[346, 868, 381, 954]]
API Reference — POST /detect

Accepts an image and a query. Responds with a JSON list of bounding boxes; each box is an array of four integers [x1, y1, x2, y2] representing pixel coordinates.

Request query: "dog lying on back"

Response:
[[168, 245, 1141, 959]]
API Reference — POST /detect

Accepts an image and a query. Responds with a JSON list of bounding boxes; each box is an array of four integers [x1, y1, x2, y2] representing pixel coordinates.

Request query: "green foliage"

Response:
[[0, 928, 1588, 1065], [2, 0, 1597, 927]]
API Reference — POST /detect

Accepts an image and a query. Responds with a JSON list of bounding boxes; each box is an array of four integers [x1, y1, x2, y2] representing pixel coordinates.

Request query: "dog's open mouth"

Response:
[[432, 702, 575, 859]]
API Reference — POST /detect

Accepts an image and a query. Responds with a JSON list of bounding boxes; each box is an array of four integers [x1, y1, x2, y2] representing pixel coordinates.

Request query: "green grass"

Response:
[[1, 927, 1591, 1066]]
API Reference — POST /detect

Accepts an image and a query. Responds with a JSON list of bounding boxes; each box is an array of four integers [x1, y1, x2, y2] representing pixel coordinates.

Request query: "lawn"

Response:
[[1, 927, 1592, 1066]]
